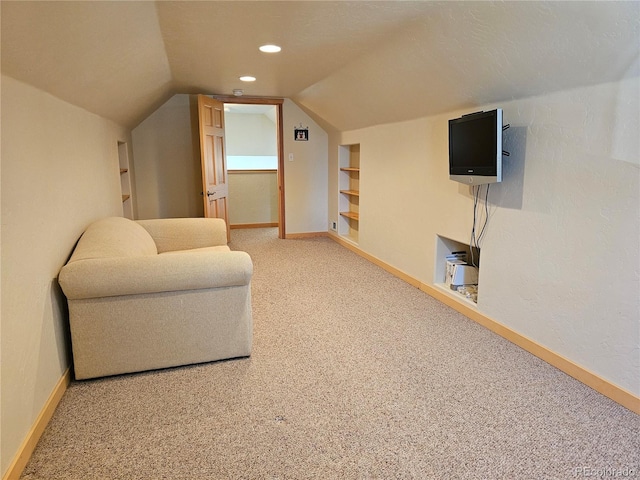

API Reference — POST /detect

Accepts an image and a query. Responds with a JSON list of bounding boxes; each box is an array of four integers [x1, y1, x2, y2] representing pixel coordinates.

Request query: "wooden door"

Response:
[[198, 95, 230, 242]]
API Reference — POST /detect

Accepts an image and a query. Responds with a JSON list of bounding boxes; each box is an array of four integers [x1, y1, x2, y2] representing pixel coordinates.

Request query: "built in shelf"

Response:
[[434, 283, 478, 308], [338, 144, 360, 245], [118, 141, 133, 219], [340, 211, 359, 221], [434, 234, 481, 306]]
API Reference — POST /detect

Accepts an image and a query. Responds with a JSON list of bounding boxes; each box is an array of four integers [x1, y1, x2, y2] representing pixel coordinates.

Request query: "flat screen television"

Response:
[[449, 109, 502, 185]]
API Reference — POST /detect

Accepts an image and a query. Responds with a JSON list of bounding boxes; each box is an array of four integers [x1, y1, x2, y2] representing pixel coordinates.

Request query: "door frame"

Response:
[[215, 96, 285, 240]]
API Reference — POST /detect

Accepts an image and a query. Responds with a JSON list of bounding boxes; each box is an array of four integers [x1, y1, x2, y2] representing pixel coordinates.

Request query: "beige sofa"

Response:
[[58, 216, 253, 380]]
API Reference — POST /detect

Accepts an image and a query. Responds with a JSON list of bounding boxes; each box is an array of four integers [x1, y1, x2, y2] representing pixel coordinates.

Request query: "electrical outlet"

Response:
[[331, 221, 337, 231]]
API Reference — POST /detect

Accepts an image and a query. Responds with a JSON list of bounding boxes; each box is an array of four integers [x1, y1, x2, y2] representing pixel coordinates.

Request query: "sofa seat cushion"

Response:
[[68, 217, 157, 262]]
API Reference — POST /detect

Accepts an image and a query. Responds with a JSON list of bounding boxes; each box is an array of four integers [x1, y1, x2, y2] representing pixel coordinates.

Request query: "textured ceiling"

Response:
[[2, 1, 638, 131]]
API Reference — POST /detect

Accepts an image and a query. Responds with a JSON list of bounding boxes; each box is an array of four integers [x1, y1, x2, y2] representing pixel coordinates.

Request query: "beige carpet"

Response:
[[22, 228, 639, 479]]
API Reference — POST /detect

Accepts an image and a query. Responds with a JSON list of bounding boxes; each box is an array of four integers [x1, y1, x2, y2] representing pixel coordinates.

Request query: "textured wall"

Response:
[[479, 79, 639, 394], [282, 99, 329, 234], [228, 172, 279, 225], [226, 110, 278, 224], [226, 112, 277, 157], [132, 97, 329, 234], [330, 78, 639, 395], [1, 75, 128, 476], [132, 94, 203, 220]]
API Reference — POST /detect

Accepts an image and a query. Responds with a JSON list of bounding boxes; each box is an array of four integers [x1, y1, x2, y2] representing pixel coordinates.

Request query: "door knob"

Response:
[[207, 191, 216, 197]]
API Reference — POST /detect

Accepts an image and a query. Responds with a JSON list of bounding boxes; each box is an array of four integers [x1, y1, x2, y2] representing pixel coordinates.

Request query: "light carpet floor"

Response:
[[21, 228, 639, 479]]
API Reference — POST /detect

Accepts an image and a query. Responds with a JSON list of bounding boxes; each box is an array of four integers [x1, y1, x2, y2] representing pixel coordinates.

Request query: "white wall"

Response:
[[132, 94, 203, 220], [226, 111, 278, 225], [132, 96, 329, 234], [282, 99, 328, 234], [228, 172, 279, 225], [329, 78, 639, 396], [1, 75, 129, 476], [226, 112, 277, 156]]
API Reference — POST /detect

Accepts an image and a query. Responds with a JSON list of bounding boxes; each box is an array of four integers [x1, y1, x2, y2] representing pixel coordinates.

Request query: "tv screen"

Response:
[[449, 109, 502, 185]]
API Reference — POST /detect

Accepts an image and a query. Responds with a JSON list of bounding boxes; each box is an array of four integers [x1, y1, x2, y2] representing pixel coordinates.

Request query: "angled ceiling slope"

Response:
[[295, 1, 640, 131], [1, 1, 174, 128], [2, 1, 638, 131]]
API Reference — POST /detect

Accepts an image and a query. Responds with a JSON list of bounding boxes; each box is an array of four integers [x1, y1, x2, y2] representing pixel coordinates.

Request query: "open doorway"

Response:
[[217, 97, 285, 239]]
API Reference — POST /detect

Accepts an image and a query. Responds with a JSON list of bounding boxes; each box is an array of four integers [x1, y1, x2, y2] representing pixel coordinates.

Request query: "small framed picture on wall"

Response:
[[294, 125, 309, 141]]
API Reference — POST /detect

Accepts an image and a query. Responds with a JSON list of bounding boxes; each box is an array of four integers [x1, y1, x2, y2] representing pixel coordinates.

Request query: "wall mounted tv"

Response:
[[449, 109, 503, 186]]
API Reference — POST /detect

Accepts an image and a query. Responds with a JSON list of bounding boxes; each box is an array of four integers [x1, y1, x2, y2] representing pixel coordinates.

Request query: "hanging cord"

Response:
[[469, 186, 479, 267], [469, 184, 491, 268], [477, 184, 490, 245], [469, 124, 506, 265]]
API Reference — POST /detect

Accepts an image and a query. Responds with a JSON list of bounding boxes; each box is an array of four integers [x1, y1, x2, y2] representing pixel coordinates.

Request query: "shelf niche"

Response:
[[338, 144, 360, 244], [118, 141, 133, 220], [434, 234, 480, 307]]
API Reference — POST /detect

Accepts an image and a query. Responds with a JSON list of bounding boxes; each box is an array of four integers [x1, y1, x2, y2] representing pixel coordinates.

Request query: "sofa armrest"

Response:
[[136, 218, 228, 253], [59, 250, 252, 300]]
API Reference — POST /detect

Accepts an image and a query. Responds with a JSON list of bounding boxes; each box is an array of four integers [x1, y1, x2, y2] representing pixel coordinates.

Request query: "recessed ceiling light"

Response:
[[259, 44, 281, 53], [239, 76, 256, 82]]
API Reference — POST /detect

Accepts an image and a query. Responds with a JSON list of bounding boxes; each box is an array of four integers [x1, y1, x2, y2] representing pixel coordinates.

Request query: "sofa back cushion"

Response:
[[137, 218, 227, 253], [68, 217, 158, 262]]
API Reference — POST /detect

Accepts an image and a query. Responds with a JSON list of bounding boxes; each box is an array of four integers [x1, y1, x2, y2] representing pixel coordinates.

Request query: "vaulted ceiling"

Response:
[[2, 1, 638, 131]]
